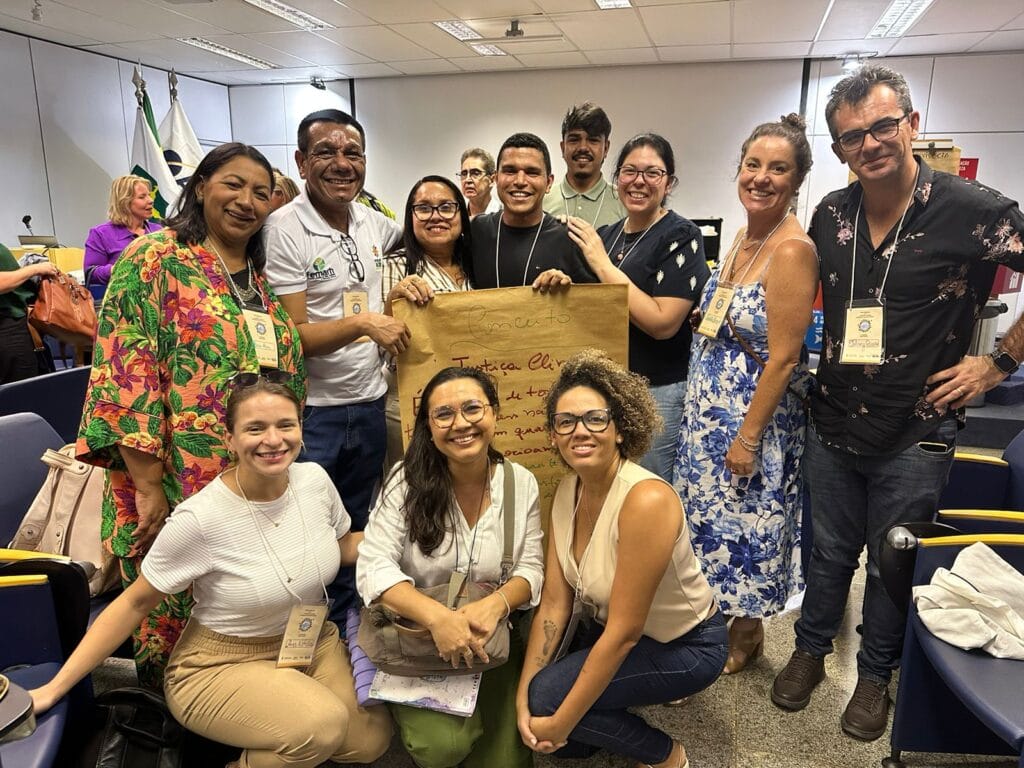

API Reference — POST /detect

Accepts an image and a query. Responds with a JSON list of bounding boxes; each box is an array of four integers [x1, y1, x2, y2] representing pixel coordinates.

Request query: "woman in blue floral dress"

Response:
[[674, 115, 819, 674]]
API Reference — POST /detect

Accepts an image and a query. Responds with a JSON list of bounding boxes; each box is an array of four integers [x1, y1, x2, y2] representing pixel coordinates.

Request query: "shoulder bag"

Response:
[[725, 313, 810, 412], [358, 463, 516, 676], [29, 270, 98, 347]]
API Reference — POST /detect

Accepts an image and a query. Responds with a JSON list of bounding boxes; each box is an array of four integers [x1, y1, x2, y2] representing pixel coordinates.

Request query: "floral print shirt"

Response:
[[76, 229, 306, 557], [809, 159, 1024, 455]]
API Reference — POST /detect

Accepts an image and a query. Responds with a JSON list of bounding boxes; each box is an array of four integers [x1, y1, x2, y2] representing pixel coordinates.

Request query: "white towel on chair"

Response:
[[912, 542, 1024, 660]]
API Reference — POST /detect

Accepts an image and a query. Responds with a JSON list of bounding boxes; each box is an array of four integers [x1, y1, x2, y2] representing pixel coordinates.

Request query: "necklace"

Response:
[[607, 212, 662, 266], [724, 212, 790, 284], [207, 239, 259, 304], [494, 216, 544, 287], [425, 254, 465, 288], [453, 462, 491, 577], [236, 470, 306, 585]]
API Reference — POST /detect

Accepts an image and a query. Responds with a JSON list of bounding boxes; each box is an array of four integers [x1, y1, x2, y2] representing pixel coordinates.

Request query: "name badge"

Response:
[[242, 309, 279, 369], [344, 290, 371, 343], [840, 299, 885, 365], [278, 602, 329, 668], [697, 283, 736, 338]]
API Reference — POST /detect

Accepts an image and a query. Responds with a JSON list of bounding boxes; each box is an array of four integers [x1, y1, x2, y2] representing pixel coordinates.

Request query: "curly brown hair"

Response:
[[545, 349, 661, 461]]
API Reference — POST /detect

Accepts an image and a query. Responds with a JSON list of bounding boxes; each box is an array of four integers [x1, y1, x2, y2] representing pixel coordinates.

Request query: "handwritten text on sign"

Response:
[[395, 285, 629, 518]]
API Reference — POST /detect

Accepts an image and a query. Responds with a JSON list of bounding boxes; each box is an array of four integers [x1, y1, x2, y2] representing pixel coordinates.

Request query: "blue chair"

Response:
[[936, 509, 1024, 535], [0, 414, 64, 546], [0, 574, 70, 768], [938, 451, 1010, 510], [0, 367, 90, 444], [883, 533, 1024, 768]]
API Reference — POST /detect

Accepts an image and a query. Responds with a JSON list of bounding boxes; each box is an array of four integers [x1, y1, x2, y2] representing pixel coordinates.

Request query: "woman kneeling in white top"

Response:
[[357, 366, 544, 768], [30, 375, 393, 768]]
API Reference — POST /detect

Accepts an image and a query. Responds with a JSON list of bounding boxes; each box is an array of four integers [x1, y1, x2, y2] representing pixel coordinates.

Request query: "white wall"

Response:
[[0, 30, 230, 248]]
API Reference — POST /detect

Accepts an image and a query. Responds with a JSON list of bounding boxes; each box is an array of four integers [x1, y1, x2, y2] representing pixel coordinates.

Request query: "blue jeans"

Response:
[[528, 611, 727, 763], [639, 380, 686, 483], [302, 396, 386, 624], [794, 420, 956, 683]]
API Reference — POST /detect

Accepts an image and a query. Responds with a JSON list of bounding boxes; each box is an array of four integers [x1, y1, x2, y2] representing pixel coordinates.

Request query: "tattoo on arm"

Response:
[[540, 619, 557, 658]]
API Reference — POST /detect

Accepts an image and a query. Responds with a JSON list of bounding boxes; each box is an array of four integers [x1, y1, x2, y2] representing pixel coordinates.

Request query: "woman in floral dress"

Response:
[[76, 143, 305, 687], [673, 115, 818, 675]]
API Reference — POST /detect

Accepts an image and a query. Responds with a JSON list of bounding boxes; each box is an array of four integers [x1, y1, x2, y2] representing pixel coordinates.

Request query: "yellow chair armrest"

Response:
[[0, 574, 49, 587], [0, 548, 71, 562], [920, 533, 1024, 547], [952, 451, 1009, 467], [938, 509, 1024, 523]]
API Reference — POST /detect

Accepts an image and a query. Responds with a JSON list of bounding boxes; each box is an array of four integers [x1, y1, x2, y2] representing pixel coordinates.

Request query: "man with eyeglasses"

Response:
[[470, 132, 596, 289], [263, 108, 406, 624], [459, 148, 500, 219], [542, 102, 625, 230], [772, 65, 1024, 741]]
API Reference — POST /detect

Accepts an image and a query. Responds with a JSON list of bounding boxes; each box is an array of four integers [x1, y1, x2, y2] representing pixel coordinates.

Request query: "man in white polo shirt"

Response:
[[264, 108, 407, 621]]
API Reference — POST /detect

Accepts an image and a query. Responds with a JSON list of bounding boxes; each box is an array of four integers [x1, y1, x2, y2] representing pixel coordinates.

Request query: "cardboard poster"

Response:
[[394, 285, 629, 518]]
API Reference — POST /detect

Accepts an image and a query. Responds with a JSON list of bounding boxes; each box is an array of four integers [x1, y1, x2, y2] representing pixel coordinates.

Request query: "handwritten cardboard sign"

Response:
[[394, 285, 629, 518]]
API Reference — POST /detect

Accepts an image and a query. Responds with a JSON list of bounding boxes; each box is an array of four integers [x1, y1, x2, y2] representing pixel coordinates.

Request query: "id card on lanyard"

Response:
[[840, 299, 885, 365], [242, 309, 280, 369], [696, 282, 736, 338], [344, 290, 372, 343], [278, 601, 331, 668]]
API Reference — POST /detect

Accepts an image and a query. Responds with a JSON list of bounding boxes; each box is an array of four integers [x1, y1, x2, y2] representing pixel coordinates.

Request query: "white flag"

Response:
[[131, 90, 180, 219], [159, 98, 203, 190]]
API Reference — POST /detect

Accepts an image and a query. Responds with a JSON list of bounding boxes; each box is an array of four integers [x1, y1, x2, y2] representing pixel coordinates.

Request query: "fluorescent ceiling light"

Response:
[[241, 0, 332, 31], [434, 20, 481, 41], [867, 0, 935, 38], [595, 0, 631, 8], [470, 43, 506, 56], [177, 37, 276, 69], [472, 33, 566, 44]]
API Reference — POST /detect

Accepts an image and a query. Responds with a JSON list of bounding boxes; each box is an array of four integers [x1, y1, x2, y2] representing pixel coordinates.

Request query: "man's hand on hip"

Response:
[[926, 355, 1007, 410]]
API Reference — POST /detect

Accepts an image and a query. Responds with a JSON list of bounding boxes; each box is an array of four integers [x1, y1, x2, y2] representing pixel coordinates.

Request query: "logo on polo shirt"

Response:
[[307, 256, 337, 282]]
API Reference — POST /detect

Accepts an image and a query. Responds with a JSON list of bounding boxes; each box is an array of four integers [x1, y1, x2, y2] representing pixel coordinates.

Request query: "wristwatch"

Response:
[[990, 348, 1020, 375]]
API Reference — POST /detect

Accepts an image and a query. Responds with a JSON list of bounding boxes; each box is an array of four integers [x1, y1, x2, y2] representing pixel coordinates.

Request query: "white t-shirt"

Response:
[[263, 190, 402, 406], [142, 462, 351, 637], [356, 461, 544, 606]]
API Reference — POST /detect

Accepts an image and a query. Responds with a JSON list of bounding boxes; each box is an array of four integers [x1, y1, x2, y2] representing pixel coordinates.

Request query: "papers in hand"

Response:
[[369, 670, 482, 717]]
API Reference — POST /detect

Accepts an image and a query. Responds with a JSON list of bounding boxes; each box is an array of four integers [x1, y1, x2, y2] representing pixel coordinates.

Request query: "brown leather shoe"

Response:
[[771, 648, 825, 710], [841, 678, 890, 740]]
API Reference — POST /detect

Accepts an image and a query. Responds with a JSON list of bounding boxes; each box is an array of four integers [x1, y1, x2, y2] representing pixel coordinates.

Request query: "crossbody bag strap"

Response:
[[500, 461, 515, 585], [725, 313, 808, 408]]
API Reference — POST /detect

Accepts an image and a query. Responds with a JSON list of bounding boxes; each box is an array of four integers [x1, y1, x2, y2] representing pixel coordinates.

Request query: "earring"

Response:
[[300, 440, 307, 454], [616, 436, 623, 444]]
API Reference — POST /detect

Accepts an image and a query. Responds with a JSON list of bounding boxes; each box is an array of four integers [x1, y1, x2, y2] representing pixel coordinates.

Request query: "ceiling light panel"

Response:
[[177, 37, 277, 69], [241, 0, 333, 31], [867, 0, 935, 38], [433, 20, 482, 41], [595, 0, 632, 8], [470, 43, 507, 56]]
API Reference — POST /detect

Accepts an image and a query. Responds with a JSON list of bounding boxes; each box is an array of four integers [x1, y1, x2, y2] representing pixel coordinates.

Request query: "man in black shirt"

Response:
[[470, 132, 596, 289], [771, 65, 1024, 740]]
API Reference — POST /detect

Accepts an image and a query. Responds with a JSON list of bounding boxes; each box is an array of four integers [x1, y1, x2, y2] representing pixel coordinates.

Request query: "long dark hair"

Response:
[[401, 175, 473, 281], [389, 366, 503, 556], [165, 142, 275, 273]]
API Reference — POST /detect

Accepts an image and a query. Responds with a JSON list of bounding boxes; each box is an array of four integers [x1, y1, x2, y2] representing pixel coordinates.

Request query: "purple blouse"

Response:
[[84, 220, 162, 285]]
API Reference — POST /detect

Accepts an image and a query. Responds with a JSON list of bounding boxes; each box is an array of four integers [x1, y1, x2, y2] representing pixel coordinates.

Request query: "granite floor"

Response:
[[93, 562, 1017, 768]]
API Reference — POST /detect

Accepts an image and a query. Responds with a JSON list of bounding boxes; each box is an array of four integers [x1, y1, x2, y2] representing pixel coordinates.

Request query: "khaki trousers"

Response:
[[164, 620, 393, 767]]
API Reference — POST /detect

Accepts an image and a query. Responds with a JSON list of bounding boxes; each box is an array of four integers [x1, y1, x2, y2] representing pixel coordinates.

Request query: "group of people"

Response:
[[21, 62, 1024, 768]]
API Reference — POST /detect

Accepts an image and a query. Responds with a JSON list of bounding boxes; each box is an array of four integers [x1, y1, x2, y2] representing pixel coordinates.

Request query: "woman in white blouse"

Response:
[[29, 376, 392, 768], [357, 366, 543, 768]]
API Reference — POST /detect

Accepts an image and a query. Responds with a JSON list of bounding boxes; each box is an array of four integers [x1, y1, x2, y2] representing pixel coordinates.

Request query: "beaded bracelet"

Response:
[[495, 589, 512, 620], [736, 432, 760, 452]]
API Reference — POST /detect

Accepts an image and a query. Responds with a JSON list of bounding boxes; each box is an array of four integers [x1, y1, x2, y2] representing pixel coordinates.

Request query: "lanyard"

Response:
[[562, 182, 607, 227], [720, 213, 790, 285], [606, 214, 660, 267], [848, 166, 919, 304], [494, 216, 544, 287], [453, 465, 491, 579]]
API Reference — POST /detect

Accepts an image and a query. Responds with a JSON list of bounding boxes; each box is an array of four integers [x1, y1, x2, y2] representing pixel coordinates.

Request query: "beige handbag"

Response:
[[358, 464, 516, 676], [9, 445, 120, 597]]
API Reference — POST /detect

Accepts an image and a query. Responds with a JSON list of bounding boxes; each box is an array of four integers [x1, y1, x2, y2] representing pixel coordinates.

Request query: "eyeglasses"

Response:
[[551, 408, 613, 435], [339, 234, 365, 282], [411, 202, 460, 221], [457, 168, 489, 181], [616, 166, 669, 184], [429, 399, 491, 428], [228, 370, 294, 391], [834, 113, 910, 152], [308, 146, 365, 164]]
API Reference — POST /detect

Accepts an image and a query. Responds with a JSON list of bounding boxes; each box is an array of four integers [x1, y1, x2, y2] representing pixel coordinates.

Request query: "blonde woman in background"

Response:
[[84, 174, 162, 289]]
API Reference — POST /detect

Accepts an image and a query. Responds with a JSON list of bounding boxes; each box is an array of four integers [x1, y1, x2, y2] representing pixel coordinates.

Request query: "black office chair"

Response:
[[0, 367, 90, 444]]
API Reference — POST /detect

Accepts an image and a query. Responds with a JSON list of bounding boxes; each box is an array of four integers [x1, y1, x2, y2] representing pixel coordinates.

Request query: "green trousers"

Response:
[[389, 632, 533, 768]]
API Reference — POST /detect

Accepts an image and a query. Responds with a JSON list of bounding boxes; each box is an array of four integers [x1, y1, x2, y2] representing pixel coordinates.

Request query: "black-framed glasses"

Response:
[[429, 399, 491, 428], [616, 166, 669, 184], [339, 234, 365, 282], [834, 113, 910, 152], [457, 168, 488, 180], [551, 409, 612, 435], [412, 202, 460, 221], [228, 370, 294, 391]]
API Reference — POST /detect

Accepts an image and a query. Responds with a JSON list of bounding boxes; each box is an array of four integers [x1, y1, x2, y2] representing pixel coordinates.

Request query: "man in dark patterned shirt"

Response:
[[771, 64, 1024, 740]]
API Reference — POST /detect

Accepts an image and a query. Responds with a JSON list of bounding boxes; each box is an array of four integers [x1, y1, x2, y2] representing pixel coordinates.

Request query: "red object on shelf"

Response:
[[992, 266, 1022, 296], [959, 158, 978, 180]]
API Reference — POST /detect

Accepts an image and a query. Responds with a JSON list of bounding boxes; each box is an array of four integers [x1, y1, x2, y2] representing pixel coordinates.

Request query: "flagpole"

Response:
[[131, 65, 145, 107], [168, 69, 178, 102]]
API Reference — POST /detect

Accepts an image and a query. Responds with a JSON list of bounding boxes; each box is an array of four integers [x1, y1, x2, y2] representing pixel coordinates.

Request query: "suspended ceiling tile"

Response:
[[532, 0, 596, 11], [491, 38, 577, 54], [584, 46, 659, 64], [633, 0, 715, 5], [816, 0, 891, 41], [888, 31, 990, 55], [554, 9, 650, 50], [733, 0, 829, 43], [639, 2, 730, 47], [204, 34, 315, 67], [732, 41, 812, 58], [335, 62, 403, 77], [450, 54, 526, 71], [246, 31, 372, 66], [52, 0, 222, 38], [339, 0, 457, 24], [437, 0, 545, 19], [970, 28, 1024, 51], [389, 58, 461, 74], [389, 22, 479, 58], [468, 17, 563, 37], [656, 43, 731, 62], [515, 50, 589, 66], [0, 13, 102, 46], [79, 42, 177, 69], [2, 3, 152, 44], [318, 26, 434, 61], [161, 0, 297, 34], [910, 0, 1024, 35], [810, 38, 899, 57], [265, 0, 375, 27]]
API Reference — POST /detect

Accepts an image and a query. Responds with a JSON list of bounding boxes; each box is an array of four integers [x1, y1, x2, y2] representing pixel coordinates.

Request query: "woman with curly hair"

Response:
[[516, 350, 726, 768]]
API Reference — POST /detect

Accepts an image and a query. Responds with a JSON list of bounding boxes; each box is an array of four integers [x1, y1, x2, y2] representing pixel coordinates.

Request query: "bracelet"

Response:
[[736, 432, 760, 452], [495, 588, 511, 620]]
